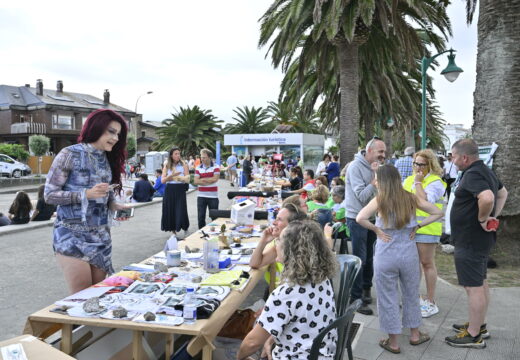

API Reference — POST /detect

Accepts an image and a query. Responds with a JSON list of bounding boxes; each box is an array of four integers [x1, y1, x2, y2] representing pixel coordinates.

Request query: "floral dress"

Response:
[[45, 143, 115, 274]]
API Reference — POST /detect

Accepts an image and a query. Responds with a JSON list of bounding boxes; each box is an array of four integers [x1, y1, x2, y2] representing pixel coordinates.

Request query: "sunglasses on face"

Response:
[[413, 162, 428, 168]]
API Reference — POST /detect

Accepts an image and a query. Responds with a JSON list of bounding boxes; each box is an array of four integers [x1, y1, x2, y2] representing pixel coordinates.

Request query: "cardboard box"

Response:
[[230, 199, 255, 225]]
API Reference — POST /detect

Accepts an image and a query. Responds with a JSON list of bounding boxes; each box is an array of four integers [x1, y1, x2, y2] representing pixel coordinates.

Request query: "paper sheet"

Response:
[[55, 286, 113, 307]]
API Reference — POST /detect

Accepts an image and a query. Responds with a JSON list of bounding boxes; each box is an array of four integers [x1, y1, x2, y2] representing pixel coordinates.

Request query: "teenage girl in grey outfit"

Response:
[[356, 165, 443, 354]]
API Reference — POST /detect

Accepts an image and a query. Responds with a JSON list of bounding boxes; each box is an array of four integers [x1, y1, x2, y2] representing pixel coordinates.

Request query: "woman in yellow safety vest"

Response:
[[403, 149, 446, 319]]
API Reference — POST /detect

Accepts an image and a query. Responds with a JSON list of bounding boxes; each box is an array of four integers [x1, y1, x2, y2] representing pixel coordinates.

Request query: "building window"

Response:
[[82, 116, 88, 126], [52, 114, 75, 130]]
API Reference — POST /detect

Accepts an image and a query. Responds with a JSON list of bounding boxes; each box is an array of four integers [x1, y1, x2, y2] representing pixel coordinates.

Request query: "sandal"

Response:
[[410, 332, 430, 345], [379, 339, 401, 354]]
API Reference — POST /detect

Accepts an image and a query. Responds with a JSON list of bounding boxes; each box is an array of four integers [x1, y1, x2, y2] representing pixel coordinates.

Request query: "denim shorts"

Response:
[[415, 234, 440, 244], [454, 246, 488, 287]]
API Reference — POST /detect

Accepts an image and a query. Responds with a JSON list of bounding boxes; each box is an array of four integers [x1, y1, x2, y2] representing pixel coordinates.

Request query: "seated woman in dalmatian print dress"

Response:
[[237, 220, 339, 360]]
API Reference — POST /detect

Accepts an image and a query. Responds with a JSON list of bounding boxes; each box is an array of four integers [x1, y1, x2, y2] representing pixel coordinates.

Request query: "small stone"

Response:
[[83, 297, 103, 313], [112, 306, 128, 318], [154, 262, 169, 273], [241, 248, 254, 255], [144, 311, 156, 321], [141, 273, 153, 282], [192, 276, 203, 283]]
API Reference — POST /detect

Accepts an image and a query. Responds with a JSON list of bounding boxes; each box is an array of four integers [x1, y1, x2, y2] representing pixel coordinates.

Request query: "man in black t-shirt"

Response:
[[445, 139, 508, 349]]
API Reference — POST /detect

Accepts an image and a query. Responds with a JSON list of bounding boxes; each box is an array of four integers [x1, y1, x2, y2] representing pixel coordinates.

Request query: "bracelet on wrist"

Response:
[[414, 182, 422, 186], [478, 219, 487, 223]]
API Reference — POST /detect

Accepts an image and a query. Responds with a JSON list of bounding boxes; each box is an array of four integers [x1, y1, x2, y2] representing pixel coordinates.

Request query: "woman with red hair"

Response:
[[45, 109, 130, 294]]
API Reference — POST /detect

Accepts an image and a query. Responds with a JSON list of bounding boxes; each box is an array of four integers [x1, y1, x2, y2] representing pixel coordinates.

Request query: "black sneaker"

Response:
[[452, 322, 490, 339], [356, 303, 373, 316], [445, 329, 486, 348]]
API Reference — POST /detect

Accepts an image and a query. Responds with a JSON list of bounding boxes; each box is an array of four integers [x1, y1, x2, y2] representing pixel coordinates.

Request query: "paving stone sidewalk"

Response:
[[352, 279, 520, 360]]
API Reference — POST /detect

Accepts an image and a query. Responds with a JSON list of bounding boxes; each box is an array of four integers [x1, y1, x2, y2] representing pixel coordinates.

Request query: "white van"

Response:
[[0, 154, 32, 178]]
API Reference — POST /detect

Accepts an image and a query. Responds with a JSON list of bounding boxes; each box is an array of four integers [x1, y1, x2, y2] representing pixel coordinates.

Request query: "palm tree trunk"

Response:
[[472, 0, 520, 248], [336, 41, 360, 168]]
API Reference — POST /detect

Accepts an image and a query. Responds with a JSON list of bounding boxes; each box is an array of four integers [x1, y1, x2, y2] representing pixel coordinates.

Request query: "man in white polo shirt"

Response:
[[194, 148, 221, 229]]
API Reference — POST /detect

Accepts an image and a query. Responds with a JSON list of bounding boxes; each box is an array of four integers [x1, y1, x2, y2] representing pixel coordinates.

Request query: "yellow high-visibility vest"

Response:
[[403, 174, 446, 236]]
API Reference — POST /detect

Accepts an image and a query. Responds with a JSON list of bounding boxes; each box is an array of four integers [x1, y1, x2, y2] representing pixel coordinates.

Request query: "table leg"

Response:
[[132, 330, 144, 360], [60, 323, 73, 354], [202, 344, 212, 360], [165, 333, 174, 359]]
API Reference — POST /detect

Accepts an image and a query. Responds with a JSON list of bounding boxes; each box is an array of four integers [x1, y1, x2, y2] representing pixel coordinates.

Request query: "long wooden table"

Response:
[[23, 219, 266, 360]]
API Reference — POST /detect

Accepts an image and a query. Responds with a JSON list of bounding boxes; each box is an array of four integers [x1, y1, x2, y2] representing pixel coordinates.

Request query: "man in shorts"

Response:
[[226, 152, 238, 186], [445, 139, 508, 348]]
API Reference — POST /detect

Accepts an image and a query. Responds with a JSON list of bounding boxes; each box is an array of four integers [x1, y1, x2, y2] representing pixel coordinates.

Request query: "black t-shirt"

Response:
[[33, 199, 56, 221], [451, 160, 503, 254], [289, 176, 303, 191]]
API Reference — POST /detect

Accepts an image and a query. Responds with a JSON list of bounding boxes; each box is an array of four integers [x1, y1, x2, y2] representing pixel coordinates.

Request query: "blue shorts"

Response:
[[415, 234, 440, 244]]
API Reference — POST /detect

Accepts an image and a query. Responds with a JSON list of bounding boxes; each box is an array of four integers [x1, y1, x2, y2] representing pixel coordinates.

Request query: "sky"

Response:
[[0, 1, 476, 130]]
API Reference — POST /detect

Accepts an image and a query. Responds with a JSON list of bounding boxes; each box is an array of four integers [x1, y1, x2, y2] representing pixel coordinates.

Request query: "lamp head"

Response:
[[441, 51, 463, 83]]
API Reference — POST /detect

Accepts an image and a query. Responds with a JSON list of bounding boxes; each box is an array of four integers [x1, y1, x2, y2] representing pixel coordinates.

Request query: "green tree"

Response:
[[259, 0, 451, 165], [154, 106, 223, 157], [0, 143, 29, 161], [224, 106, 275, 134], [267, 100, 321, 134], [465, 0, 520, 245], [29, 135, 50, 176], [127, 135, 137, 159]]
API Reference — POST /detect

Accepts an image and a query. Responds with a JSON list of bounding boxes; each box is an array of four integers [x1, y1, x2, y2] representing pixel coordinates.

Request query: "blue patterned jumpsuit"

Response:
[[45, 143, 115, 274]]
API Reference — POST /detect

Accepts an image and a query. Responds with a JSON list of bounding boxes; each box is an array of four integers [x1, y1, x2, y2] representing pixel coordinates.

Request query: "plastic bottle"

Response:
[[204, 238, 220, 273], [183, 287, 197, 324]]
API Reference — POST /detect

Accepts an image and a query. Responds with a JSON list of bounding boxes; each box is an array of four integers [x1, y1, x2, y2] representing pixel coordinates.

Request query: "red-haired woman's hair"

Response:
[[78, 109, 128, 191]]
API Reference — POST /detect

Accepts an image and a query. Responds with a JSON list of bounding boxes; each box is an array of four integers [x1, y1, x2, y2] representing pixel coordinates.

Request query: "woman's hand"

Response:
[[86, 183, 109, 199], [260, 227, 275, 245], [110, 202, 133, 221], [410, 226, 419, 240], [260, 336, 275, 360], [414, 171, 424, 184], [375, 227, 392, 242]]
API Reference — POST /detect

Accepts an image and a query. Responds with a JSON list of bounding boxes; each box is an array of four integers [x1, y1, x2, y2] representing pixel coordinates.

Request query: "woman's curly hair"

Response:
[[280, 220, 337, 286]]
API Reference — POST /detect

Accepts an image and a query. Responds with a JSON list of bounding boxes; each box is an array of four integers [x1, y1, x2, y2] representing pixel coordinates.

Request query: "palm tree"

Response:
[[224, 106, 275, 134], [465, 0, 520, 238], [267, 100, 321, 134], [154, 106, 223, 156], [259, 0, 451, 166]]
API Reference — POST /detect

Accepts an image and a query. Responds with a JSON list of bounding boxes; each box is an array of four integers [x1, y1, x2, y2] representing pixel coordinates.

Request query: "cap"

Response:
[[404, 147, 415, 156]]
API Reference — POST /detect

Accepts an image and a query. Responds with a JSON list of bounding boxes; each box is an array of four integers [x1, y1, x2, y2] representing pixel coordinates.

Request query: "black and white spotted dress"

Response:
[[258, 279, 337, 360]]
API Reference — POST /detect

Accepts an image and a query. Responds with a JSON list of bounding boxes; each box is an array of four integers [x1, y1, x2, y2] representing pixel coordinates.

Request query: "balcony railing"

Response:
[[11, 122, 46, 134]]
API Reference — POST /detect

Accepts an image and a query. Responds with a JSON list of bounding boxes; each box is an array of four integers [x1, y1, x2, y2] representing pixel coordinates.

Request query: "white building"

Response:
[[223, 133, 325, 170], [442, 123, 470, 152]]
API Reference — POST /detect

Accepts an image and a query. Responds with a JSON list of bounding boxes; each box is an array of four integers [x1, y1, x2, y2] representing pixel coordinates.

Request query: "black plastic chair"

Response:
[[309, 299, 362, 360], [335, 254, 362, 316]]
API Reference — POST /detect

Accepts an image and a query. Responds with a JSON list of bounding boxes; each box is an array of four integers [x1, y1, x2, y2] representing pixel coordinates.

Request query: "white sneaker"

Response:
[[421, 301, 439, 318], [420, 297, 428, 308]]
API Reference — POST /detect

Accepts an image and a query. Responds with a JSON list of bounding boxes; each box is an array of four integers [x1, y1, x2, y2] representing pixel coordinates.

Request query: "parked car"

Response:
[[0, 154, 32, 178]]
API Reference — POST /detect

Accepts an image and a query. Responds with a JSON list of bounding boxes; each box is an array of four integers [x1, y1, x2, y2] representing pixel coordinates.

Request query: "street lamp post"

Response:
[[421, 49, 463, 149], [133, 91, 153, 157]]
